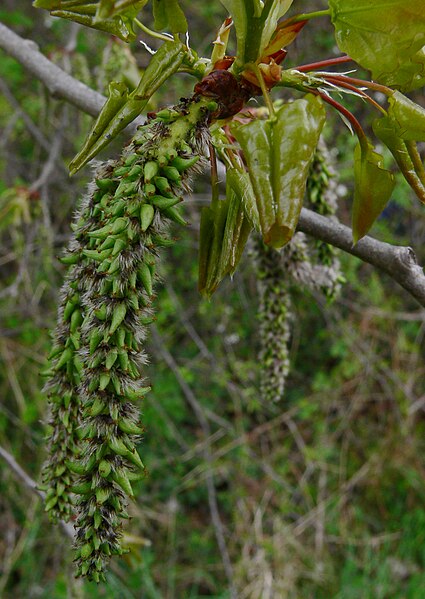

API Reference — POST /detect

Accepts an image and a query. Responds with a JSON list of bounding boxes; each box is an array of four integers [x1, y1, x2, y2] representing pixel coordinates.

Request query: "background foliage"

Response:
[[0, 1, 425, 597]]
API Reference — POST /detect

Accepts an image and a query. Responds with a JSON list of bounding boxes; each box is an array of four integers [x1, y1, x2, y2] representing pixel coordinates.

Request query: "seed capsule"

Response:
[[112, 238, 127, 257], [83, 248, 112, 262], [154, 176, 172, 194], [112, 470, 134, 498], [111, 217, 129, 235], [88, 224, 112, 239], [109, 303, 127, 335], [96, 179, 116, 192], [171, 155, 199, 172], [150, 195, 181, 210], [163, 206, 187, 226], [143, 183, 156, 197], [161, 166, 181, 183], [137, 263, 153, 296], [105, 349, 118, 370], [59, 252, 81, 265], [99, 373, 111, 391], [98, 460, 112, 478], [118, 418, 144, 435], [140, 204, 155, 232], [143, 161, 159, 182], [127, 164, 143, 181]]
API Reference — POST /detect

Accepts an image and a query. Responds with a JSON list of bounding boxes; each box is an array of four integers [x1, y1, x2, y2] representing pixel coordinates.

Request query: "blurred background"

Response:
[[0, 1, 425, 597]]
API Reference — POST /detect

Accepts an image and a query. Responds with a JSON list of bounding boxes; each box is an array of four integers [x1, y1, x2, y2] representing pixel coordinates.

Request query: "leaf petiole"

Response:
[[133, 17, 174, 43], [289, 9, 331, 24]]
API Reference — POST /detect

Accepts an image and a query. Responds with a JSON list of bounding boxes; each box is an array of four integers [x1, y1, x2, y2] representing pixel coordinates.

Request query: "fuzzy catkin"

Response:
[[253, 236, 292, 403], [253, 142, 344, 403], [41, 97, 213, 581]]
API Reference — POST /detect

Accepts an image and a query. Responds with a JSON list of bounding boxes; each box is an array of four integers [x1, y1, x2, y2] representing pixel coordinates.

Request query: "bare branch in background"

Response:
[[0, 22, 105, 117], [297, 209, 425, 307], [0, 445, 74, 539], [1, 22, 424, 307]]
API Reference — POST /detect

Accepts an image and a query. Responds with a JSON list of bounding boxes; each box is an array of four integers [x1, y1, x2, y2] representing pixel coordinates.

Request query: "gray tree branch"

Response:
[[0, 22, 105, 117], [297, 209, 425, 307], [1, 22, 425, 306]]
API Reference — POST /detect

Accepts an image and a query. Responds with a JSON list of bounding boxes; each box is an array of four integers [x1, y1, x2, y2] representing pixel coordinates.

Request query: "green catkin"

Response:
[[252, 236, 292, 404], [41, 161, 121, 522], [41, 97, 213, 581], [253, 141, 344, 404], [305, 141, 344, 299]]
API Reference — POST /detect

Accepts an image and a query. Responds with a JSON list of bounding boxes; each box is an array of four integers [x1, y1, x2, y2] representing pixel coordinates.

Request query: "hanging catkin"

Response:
[[41, 97, 214, 581]]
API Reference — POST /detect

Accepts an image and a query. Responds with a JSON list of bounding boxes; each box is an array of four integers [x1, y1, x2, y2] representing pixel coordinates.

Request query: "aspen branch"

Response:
[[1, 22, 425, 307], [0, 22, 105, 117], [297, 209, 425, 307]]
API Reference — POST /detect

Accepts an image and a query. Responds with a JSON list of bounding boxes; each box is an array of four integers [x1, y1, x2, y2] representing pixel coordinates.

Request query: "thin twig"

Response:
[[0, 22, 105, 117], [298, 208, 425, 307], [0, 444, 75, 539]]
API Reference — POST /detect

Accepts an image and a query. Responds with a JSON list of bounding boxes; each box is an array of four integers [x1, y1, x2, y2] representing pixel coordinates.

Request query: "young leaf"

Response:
[[352, 140, 395, 244], [69, 41, 186, 173], [69, 81, 129, 175], [33, 0, 139, 42], [231, 95, 326, 249], [226, 167, 260, 231], [219, 0, 293, 64], [198, 179, 252, 298], [258, 0, 293, 59], [96, 0, 148, 20], [387, 91, 425, 142], [153, 0, 188, 33], [329, 0, 425, 91], [373, 117, 425, 204]]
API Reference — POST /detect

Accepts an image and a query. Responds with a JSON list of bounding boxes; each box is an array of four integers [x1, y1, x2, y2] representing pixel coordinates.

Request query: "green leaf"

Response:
[[219, 0, 292, 64], [387, 91, 425, 142], [69, 81, 131, 175], [373, 117, 425, 203], [33, 0, 140, 42], [231, 95, 326, 249], [69, 41, 185, 174], [132, 40, 186, 99], [329, 0, 425, 91], [352, 139, 395, 243], [258, 0, 293, 59], [96, 0, 148, 20], [198, 172, 252, 297], [226, 168, 260, 231], [152, 0, 188, 33]]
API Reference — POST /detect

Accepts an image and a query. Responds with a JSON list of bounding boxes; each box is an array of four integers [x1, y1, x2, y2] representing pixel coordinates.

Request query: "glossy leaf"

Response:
[[219, 0, 248, 62], [352, 140, 395, 243], [96, 0, 148, 20], [69, 41, 186, 174], [261, 18, 306, 58], [33, 0, 140, 42], [231, 95, 326, 249], [387, 91, 425, 142], [219, 0, 292, 64], [373, 117, 425, 204], [226, 167, 260, 231], [152, 0, 187, 33], [259, 0, 293, 59], [329, 0, 425, 91], [198, 171, 252, 297]]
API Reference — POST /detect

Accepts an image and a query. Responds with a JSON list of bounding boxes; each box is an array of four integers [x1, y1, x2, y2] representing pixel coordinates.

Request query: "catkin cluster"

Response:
[[41, 97, 212, 581], [253, 142, 344, 403]]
